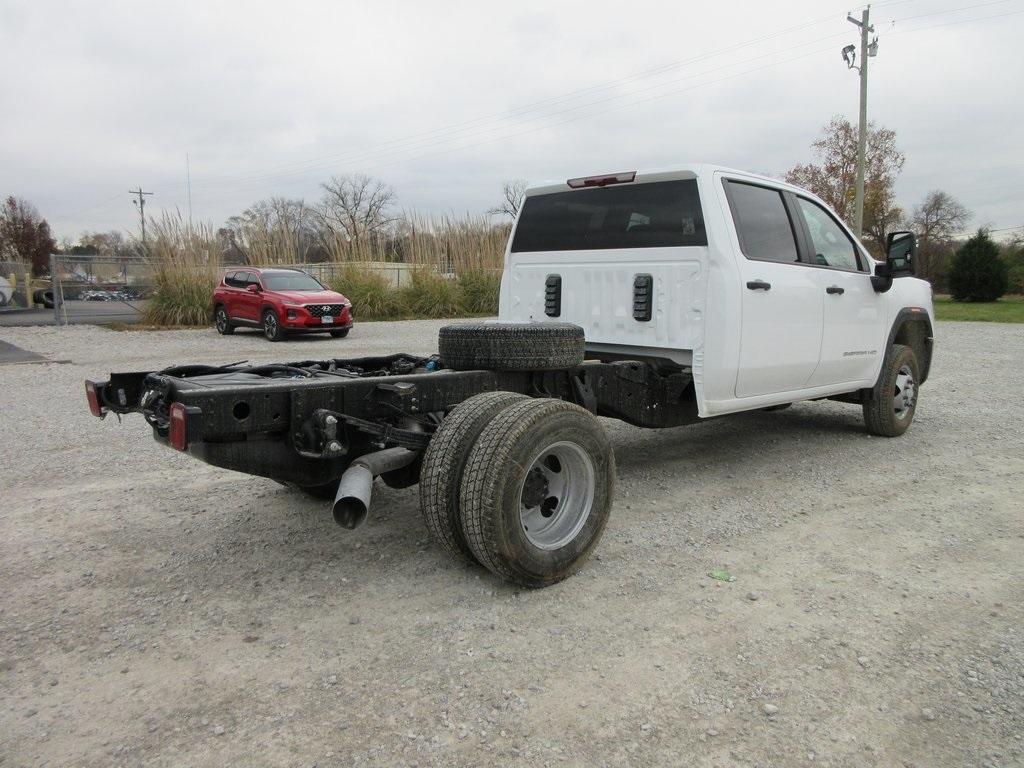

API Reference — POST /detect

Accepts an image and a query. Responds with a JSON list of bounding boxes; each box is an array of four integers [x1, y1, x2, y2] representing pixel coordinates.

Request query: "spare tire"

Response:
[[439, 322, 585, 371]]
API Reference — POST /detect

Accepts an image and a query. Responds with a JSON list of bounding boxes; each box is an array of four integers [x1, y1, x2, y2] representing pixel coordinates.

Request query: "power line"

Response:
[[886, 0, 1010, 25], [194, 30, 852, 193], [192, 8, 851, 188], [192, 1, 1018, 199]]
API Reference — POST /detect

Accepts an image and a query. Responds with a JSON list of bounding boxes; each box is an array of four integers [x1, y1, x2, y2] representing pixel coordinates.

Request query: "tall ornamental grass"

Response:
[[139, 210, 505, 326], [143, 215, 222, 326]]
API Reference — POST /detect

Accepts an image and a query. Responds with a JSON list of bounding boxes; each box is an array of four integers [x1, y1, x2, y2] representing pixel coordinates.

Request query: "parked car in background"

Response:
[[213, 267, 353, 341], [81, 290, 117, 301]]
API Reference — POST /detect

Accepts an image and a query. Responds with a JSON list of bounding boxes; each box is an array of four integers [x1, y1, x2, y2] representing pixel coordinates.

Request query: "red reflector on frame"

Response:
[[169, 402, 189, 451], [85, 380, 106, 418]]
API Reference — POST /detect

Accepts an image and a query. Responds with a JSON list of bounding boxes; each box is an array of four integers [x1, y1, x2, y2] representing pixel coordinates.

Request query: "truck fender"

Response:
[[881, 307, 933, 385]]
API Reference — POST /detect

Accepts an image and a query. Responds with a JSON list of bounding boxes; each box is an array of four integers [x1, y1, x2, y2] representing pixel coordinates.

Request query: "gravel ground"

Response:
[[1, 320, 1022, 768]]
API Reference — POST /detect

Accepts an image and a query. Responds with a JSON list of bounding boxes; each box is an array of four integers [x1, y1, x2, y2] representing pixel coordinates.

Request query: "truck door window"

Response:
[[510, 179, 706, 252], [796, 198, 862, 271], [724, 181, 800, 264]]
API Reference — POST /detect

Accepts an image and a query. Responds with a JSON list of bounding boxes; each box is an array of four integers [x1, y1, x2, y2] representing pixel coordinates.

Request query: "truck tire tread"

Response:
[[419, 391, 528, 563], [438, 322, 585, 371], [459, 398, 614, 587], [863, 343, 919, 437]]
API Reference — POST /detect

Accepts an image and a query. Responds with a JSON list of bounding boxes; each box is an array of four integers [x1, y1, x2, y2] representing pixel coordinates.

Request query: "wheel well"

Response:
[[893, 316, 932, 383]]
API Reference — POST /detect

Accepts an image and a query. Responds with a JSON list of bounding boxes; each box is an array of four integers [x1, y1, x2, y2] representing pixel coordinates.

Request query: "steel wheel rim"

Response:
[[893, 364, 916, 420], [264, 313, 277, 337], [216, 309, 227, 332], [518, 440, 595, 550]]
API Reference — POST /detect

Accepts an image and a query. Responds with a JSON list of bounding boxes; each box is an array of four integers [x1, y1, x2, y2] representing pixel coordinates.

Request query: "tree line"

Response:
[[784, 115, 1022, 296], [3, 122, 1020, 297]]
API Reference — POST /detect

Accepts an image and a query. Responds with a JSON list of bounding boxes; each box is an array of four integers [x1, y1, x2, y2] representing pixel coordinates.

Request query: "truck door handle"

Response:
[[746, 280, 771, 291], [826, 285, 845, 295]]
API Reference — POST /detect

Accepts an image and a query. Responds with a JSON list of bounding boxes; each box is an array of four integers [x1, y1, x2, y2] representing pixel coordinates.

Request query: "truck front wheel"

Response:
[[863, 344, 919, 437], [459, 398, 614, 587]]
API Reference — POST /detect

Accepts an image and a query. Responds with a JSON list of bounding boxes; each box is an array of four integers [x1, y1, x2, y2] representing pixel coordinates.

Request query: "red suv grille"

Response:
[[305, 304, 346, 318]]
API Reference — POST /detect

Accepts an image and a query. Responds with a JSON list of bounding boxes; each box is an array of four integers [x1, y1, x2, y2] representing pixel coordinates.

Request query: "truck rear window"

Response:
[[510, 179, 706, 252]]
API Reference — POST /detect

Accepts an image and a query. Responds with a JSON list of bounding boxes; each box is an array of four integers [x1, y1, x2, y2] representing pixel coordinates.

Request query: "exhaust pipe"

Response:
[[332, 447, 418, 529]]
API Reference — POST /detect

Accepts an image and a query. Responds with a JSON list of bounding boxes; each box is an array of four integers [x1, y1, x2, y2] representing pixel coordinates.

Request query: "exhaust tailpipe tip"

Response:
[[333, 497, 368, 529], [330, 448, 418, 529], [332, 464, 374, 529]]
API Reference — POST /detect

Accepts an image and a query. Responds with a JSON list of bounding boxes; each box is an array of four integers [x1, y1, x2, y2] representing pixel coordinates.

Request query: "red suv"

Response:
[[213, 267, 353, 341]]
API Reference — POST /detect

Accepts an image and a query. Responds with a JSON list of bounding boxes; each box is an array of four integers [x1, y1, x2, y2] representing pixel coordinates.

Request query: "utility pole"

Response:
[[129, 187, 154, 246], [845, 6, 876, 238]]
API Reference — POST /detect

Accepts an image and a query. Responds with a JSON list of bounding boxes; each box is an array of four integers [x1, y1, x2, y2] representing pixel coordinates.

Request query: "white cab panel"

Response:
[[499, 247, 705, 365]]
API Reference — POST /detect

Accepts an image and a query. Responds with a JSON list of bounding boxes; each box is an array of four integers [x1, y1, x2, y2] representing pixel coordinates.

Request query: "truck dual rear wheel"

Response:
[[459, 398, 614, 588], [419, 391, 528, 563], [863, 344, 919, 437]]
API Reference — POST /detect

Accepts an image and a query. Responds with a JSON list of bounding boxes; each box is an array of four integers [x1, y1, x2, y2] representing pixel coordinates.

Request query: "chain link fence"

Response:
[[50, 254, 154, 325], [276, 261, 423, 288], [0, 260, 32, 309]]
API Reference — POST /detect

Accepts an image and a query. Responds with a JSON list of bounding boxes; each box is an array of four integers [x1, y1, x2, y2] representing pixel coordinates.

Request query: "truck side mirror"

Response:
[[885, 231, 916, 277], [871, 262, 892, 293]]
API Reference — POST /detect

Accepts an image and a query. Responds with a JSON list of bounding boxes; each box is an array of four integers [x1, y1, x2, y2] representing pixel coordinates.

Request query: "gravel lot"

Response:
[[1, 320, 1022, 768]]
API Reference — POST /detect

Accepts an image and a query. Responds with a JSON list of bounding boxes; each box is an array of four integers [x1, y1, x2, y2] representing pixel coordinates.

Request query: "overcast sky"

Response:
[[2, 0, 1021, 241]]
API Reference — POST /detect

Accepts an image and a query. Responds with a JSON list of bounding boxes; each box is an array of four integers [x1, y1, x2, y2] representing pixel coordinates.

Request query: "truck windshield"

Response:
[[262, 272, 324, 291], [511, 179, 706, 252]]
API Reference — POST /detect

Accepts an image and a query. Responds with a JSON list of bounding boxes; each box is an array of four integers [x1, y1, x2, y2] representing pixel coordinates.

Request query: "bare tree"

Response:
[[0, 196, 57, 276], [225, 197, 319, 264], [487, 179, 528, 220], [317, 174, 396, 254], [786, 116, 905, 254], [910, 190, 970, 285]]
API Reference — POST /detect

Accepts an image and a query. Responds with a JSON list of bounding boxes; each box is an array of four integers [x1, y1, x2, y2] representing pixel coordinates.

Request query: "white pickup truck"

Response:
[[86, 163, 933, 588]]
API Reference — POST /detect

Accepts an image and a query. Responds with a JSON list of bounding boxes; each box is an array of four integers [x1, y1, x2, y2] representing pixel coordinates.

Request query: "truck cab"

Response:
[[498, 163, 934, 417]]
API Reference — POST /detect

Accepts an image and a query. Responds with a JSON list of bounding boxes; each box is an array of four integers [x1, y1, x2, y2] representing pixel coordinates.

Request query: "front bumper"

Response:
[[281, 305, 353, 331]]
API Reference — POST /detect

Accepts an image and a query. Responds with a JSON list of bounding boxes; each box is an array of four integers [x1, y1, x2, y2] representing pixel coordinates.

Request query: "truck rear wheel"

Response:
[[459, 398, 614, 587], [863, 344, 919, 437], [419, 391, 528, 563], [438, 322, 585, 371]]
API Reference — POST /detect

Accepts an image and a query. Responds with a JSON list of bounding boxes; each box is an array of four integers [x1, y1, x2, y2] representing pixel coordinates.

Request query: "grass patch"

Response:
[[398, 269, 462, 318], [142, 214, 221, 326], [327, 264, 500, 321], [457, 269, 501, 315], [934, 295, 1024, 323], [330, 264, 403, 320]]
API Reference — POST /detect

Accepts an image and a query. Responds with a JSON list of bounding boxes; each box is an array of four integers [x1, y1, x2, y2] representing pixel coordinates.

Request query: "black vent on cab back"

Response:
[[545, 274, 562, 317], [633, 274, 653, 321]]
